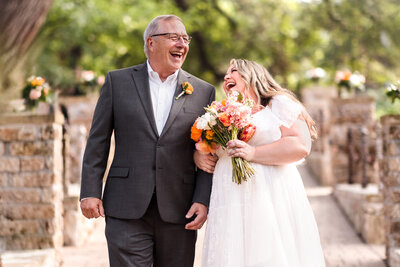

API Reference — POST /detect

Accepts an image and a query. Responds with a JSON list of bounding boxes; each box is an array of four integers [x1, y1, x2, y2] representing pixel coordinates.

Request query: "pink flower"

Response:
[[29, 89, 41, 100]]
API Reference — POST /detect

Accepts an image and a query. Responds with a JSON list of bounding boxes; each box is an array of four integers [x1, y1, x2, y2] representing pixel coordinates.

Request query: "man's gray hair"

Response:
[[143, 15, 184, 58]]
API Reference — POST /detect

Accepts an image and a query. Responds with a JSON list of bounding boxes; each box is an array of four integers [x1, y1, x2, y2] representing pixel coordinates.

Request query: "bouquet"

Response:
[[75, 70, 104, 95], [386, 81, 400, 103], [335, 70, 366, 96], [21, 76, 51, 110], [191, 91, 256, 184]]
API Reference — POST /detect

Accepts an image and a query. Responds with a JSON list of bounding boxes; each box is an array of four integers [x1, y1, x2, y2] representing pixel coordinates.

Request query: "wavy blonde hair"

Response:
[[230, 58, 317, 139]]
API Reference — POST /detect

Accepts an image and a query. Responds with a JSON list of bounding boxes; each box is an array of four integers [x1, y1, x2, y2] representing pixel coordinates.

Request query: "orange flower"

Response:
[[239, 124, 256, 142], [190, 122, 202, 142], [205, 130, 214, 140], [217, 112, 231, 127], [221, 99, 226, 106], [31, 77, 45, 86], [195, 140, 217, 155], [176, 82, 194, 100], [183, 82, 193, 94], [343, 71, 352, 81]]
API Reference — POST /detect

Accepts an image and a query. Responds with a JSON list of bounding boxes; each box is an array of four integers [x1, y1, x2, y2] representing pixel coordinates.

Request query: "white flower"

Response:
[[386, 83, 399, 92], [197, 112, 217, 130], [197, 117, 210, 130], [306, 67, 326, 79], [81, 70, 95, 82], [349, 73, 366, 89]]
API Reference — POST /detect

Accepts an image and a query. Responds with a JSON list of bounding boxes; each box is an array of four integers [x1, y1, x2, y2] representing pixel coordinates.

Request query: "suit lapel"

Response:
[[131, 64, 159, 137], [160, 70, 190, 139]]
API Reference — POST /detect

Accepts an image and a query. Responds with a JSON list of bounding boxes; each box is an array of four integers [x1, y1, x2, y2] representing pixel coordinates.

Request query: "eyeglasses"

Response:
[[151, 33, 192, 44]]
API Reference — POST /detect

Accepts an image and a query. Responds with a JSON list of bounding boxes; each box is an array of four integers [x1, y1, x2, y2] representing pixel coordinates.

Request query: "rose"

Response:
[[29, 89, 42, 100], [239, 124, 256, 142], [191, 122, 202, 142], [176, 82, 194, 100], [195, 140, 217, 155]]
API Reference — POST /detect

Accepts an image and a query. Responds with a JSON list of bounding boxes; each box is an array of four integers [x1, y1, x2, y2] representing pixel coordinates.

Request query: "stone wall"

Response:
[[0, 110, 64, 265], [301, 86, 336, 185], [329, 97, 378, 185], [302, 87, 378, 186], [334, 183, 384, 244], [380, 115, 400, 267], [59, 96, 100, 246]]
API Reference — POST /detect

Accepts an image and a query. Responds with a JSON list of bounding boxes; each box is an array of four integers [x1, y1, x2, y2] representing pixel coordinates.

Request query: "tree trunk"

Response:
[[0, 0, 53, 90]]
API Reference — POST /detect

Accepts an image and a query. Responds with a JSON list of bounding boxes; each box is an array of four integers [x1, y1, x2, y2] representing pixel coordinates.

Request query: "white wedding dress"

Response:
[[201, 95, 325, 267]]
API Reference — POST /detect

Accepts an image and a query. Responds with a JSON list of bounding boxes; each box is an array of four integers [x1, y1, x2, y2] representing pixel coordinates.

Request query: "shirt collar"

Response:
[[147, 60, 179, 82]]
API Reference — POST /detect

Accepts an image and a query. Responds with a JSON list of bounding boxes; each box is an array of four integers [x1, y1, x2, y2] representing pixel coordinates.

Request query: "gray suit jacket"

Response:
[[80, 63, 215, 224]]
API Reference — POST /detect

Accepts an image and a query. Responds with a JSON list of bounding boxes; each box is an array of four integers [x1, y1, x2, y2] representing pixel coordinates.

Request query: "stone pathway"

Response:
[[60, 165, 386, 267]]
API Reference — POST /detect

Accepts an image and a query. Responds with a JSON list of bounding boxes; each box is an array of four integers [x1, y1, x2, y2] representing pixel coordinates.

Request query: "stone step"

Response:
[[0, 248, 58, 267]]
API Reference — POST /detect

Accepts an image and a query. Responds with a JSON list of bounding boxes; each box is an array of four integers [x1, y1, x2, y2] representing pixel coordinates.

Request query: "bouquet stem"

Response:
[[230, 127, 256, 184]]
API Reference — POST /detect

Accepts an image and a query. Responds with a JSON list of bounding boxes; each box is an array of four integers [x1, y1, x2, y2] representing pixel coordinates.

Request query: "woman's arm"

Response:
[[227, 118, 311, 165]]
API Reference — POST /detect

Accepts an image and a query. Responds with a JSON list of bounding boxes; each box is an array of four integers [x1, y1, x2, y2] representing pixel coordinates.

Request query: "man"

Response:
[[80, 15, 215, 266]]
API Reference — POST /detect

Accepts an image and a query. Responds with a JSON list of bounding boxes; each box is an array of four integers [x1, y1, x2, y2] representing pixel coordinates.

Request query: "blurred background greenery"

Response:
[[1, 0, 399, 114]]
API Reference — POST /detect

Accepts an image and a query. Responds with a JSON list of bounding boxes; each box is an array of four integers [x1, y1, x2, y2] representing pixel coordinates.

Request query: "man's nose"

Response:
[[175, 37, 186, 46]]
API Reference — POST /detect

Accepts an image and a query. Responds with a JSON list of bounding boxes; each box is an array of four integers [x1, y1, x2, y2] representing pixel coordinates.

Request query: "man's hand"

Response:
[[194, 151, 218, 173], [185, 202, 208, 230], [80, 197, 105, 219]]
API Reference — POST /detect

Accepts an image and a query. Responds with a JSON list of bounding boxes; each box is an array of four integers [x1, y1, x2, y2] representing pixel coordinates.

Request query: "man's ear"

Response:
[[147, 38, 154, 52]]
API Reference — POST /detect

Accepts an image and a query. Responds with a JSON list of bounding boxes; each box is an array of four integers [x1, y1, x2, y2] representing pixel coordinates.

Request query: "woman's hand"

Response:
[[194, 150, 218, 173], [227, 140, 256, 161]]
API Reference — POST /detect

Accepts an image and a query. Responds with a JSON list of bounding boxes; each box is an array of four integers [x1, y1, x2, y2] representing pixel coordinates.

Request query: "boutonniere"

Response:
[[176, 82, 194, 100]]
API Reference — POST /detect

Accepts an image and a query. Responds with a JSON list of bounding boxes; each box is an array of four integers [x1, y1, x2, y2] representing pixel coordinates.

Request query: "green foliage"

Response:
[[26, 0, 400, 108]]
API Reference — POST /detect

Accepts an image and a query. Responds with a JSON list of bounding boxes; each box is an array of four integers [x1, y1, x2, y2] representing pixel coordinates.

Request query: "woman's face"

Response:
[[223, 64, 246, 95], [223, 64, 257, 103]]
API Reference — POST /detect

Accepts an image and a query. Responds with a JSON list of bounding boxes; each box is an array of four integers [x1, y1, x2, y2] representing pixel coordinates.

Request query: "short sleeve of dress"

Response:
[[270, 95, 303, 128]]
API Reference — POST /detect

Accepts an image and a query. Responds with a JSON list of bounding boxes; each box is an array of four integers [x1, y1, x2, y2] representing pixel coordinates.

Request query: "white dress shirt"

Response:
[[147, 61, 179, 135]]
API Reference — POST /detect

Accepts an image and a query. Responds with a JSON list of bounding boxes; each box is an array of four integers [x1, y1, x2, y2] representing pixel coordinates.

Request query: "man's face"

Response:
[[147, 19, 189, 77]]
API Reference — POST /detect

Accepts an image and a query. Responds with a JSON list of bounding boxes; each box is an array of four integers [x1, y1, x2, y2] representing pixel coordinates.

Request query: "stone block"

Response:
[[388, 157, 400, 172], [20, 157, 45, 171], [40, 125, 62, 141], [3, 204, 57, 220], [382, 171, 400, 188], [0, 142, 4, 156], [0, 248, 59, 267], [5, 235, 56, 250], [0, 220, 41, 236], [9, 141, 54, 156], [0, 128, 19, 141], [386, 141, 400, 156], [9, 172, 55, 187], [391, 188, 400, 203], [0, 188, 42, 203], [388, 248, 400, 267], [334, 183, 384, 244], [17, 126, 36, 141], [389, 204, 400, 219], [389, 125, 400, 140], [40, 186, 63, 203], [0, 157, 20, 172], [0, 173, 7, 187]]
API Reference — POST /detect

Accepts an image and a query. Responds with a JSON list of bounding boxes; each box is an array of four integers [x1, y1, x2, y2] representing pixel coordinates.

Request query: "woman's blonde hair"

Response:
[[230, 58, 317, 139]]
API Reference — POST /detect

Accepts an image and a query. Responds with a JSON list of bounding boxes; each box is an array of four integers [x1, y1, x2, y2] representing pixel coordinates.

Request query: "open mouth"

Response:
[[226, 82, 236, 90], [170, 51, 183, 59]]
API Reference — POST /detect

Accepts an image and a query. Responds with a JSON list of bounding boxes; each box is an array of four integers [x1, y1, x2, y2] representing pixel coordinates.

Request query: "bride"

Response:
[[195, 59, 325, 267]]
